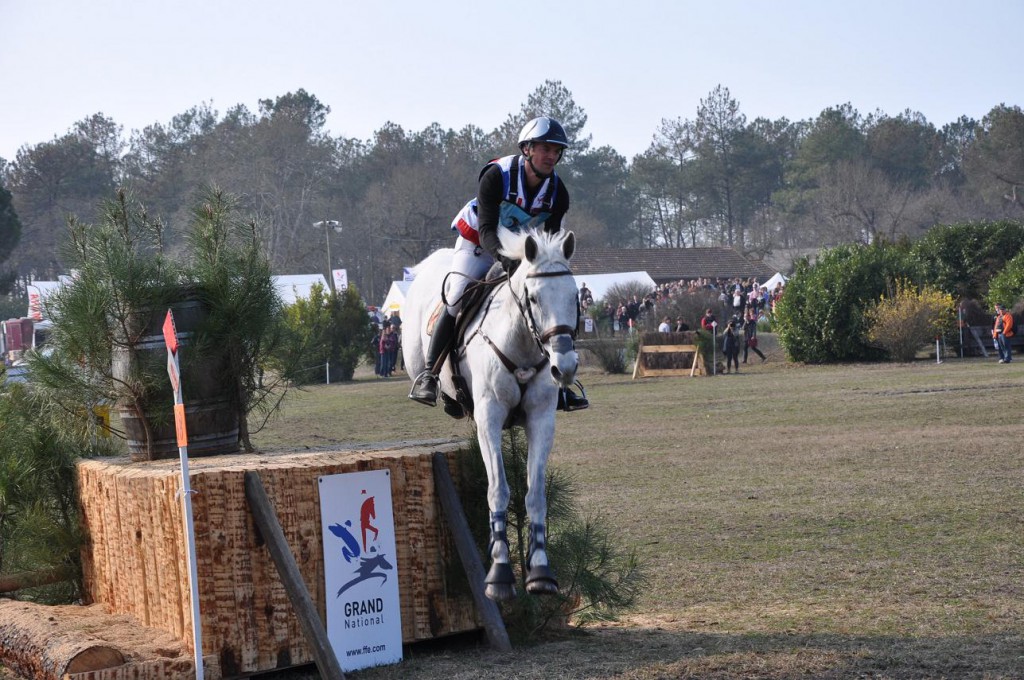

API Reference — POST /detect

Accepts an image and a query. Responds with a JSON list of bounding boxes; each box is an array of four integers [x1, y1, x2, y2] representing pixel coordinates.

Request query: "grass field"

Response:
[[247, 344, 1023, 679], [5, 345, 1021, 679]]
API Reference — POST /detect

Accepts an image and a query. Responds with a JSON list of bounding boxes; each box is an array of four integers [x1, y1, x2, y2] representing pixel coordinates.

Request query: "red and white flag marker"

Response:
[[163, 310, 205, 680]]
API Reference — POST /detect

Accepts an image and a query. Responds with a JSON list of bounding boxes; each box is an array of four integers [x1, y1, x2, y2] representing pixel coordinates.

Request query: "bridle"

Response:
[[471, 265, 579, 381], [518, 268, 579, 345]]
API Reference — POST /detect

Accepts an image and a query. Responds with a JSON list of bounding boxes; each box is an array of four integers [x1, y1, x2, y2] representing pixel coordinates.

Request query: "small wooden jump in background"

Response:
[[632, 331, 706, 379]]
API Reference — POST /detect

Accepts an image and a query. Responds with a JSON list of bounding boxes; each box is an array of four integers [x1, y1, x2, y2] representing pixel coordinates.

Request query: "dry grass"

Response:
[[9, 342, 1023, 679], [251, 344, 1023, 679]]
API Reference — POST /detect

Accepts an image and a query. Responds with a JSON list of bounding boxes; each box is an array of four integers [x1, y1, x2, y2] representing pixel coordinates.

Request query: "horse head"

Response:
[[500, 228, 580, 389]]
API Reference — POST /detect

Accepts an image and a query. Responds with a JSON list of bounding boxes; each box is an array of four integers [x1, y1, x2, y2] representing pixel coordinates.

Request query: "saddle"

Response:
[[428, 263, 508, 420]]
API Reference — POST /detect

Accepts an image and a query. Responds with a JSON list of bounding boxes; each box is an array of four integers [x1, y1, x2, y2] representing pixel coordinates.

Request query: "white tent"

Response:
[[574, 271, 656, 302], [382, 280, 412, 314], [760, 272, 788, 291], [272, 274, 329, 305]]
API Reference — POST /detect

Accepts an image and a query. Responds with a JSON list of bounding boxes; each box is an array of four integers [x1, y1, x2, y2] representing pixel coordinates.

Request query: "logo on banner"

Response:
[[319, 469, 402, 670], [332, 268, 349, 291], [326, 494, 393, 597], [402, 267, 415, 282]]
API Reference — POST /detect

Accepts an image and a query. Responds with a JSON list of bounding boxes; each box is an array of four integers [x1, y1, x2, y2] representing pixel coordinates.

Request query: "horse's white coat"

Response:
[[403, 229, 579, 595]]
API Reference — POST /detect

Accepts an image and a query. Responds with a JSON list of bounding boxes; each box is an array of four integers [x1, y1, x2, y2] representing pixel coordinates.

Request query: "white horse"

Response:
[[403, 228, 579, 600]]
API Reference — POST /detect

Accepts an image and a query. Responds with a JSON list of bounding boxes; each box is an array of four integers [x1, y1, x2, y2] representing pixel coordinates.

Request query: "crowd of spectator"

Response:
[[583, 276, 786, 335]]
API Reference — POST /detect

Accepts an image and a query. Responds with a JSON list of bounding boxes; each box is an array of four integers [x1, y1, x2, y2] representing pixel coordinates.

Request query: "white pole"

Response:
[[164, 311, 204, 680], [178, 440, 204, 680], [326, 360, 330, 385], [936, 337, 942, 364]]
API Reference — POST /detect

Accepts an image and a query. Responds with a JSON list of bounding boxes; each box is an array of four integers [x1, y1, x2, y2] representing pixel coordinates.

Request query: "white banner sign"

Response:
[[584, 317, 594, 333], [319, 469, 402, 671], [332, 268, 349, 291]]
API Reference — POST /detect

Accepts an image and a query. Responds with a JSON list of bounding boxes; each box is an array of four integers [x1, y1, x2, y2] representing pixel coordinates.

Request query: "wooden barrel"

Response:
[[113, 297, 239, 461]]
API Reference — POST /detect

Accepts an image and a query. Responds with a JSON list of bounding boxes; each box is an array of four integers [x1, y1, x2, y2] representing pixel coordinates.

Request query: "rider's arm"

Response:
[[476, 164, 505, 260]]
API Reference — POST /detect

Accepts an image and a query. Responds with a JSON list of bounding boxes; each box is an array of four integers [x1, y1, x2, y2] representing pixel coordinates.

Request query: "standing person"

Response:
[[370, 325, 383, 377], [742, 309, 766, 363], [722, 320, 740, 373], [408, 116, 588, 411], [993, 303, 1014, 363], [700, 308, 717, 332], [658, 316, 671, 333], [379, 325, 398, 377]]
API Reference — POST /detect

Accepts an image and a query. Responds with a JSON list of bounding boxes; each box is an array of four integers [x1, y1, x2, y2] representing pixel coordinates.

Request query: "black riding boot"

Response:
[[409, 312, 457, 406], [556, 380, 589, 411]]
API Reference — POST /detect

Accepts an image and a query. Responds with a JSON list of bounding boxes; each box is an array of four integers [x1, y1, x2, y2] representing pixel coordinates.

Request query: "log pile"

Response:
[[74, 439, 479, 678], [0, 600, 194, 680]]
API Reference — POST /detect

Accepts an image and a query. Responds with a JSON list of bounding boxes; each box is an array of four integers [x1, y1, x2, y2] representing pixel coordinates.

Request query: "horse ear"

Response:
[[562, 231, 575, 260], [525, 234, 539, 262]]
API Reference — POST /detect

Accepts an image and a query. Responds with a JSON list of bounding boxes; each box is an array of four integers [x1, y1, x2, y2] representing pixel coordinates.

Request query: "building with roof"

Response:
[[570, 246, 775, 284]]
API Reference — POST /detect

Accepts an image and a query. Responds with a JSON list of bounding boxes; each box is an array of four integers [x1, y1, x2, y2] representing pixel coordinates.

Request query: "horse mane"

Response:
[[496, 227, 570, 270]]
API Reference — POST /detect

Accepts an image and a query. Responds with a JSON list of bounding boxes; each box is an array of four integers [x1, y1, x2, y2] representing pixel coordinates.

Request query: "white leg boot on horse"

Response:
[[408, 312, 457, 406], [525, 523, 558, 594]]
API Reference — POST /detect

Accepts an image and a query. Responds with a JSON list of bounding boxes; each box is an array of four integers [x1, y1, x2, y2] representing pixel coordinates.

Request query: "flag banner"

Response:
[[319, 469, 402, 671], [332, 268, 349, 291]]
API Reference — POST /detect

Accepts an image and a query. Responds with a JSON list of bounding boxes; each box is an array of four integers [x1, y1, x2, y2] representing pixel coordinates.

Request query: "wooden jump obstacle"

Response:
[[58, 440, 483, 679], [632, 331, 705, 379]]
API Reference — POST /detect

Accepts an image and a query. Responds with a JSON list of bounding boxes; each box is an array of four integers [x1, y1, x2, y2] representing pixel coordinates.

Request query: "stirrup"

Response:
[[408, 371, 438, 406], [557, 380, 589, 412]]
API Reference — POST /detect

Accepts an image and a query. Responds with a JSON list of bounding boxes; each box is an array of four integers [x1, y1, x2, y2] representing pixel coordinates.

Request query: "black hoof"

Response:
[[484, 561, 516, 601], [485, 582, 516, 601], [525, 564, 559, 595]]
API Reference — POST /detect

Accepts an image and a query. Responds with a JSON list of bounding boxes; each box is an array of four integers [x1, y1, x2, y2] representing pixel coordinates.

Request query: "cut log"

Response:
[[0, 601, 125, 679]]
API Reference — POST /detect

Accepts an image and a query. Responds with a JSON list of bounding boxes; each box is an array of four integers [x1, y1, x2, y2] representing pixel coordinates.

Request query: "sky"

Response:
[[1, 0, 1021, 163]]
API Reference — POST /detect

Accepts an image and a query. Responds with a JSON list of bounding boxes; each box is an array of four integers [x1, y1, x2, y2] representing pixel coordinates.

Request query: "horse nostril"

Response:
[[550, 366, 561, 380]]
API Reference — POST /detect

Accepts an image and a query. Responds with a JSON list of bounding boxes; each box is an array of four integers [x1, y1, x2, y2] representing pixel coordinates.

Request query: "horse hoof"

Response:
[[525, 565, 559, 596], [485, 582, 517, 601]]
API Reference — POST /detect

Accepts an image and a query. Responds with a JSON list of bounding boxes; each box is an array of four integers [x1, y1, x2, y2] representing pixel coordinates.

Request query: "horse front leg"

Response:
[[475, 402, 516, 601], [523, 401, 559, 595]]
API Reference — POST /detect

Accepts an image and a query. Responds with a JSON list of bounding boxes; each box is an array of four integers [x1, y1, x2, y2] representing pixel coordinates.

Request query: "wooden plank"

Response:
[[640, 368, 698, 377], [637, 344, 698, 353], [430, 452, 511, 652], [244, 471, 346, 680]]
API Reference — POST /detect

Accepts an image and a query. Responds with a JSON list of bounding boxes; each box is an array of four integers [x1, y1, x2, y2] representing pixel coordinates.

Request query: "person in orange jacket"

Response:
[[993, 303, 1014, 363]]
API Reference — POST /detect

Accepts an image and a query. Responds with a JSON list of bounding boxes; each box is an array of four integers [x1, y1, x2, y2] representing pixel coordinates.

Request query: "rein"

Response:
[[469, 265, 577, 385]]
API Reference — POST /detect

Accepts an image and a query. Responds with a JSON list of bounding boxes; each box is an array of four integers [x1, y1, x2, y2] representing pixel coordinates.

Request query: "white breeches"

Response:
[[444, 236, 494, 316]]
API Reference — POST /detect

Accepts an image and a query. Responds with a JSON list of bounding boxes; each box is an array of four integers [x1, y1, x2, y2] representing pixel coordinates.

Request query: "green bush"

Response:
[[912, 220, 1024, 299], [986, 249, 1024, 310], [272, 283, 375, 384], [31, 187, 283, 453], [775, 242, 923, 363], [0, 383, 118, 603]]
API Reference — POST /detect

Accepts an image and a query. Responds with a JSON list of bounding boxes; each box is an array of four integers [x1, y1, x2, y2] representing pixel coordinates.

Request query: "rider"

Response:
[[408, 116, 589, 411]]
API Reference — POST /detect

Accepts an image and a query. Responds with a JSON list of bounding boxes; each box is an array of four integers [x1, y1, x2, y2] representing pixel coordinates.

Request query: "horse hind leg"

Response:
[[483, 511, 516, 601], [525, 522, 559, 596]]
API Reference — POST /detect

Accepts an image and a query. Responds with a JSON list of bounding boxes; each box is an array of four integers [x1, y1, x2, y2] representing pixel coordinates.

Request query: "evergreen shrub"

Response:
[[774, 242, 923, 363]]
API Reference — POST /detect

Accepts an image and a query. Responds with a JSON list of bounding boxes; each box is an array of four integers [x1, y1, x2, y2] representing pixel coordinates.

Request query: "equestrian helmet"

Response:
[[518, 117, 570, 152]]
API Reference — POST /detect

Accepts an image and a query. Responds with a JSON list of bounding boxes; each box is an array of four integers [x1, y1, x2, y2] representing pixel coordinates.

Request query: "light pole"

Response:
[[313, 220, 342, 290]]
